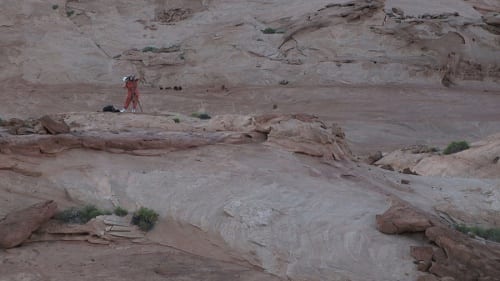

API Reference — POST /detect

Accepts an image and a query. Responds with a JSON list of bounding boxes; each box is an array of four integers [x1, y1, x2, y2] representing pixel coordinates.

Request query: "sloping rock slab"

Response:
[[0, 200, 57, 248]]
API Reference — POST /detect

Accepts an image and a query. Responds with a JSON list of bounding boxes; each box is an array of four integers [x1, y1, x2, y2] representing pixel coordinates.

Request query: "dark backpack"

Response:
[[103, 105, 120, 112]]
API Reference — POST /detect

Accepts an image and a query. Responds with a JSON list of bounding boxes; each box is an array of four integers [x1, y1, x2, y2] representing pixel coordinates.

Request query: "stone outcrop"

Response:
[[483, 13, 500, 27], [375, 133, 500, 179], [1, 118, 47, 135], [376, 201, 500, 281], [0, 113, 352, 162], [376, 201, 433, 234], [0, 130, 265, 156], [255, 114, 352, 160], [39, 115, 70, 135], [0, 200, 58, 248], [0, 116, 69, 135], [425, 226, 500, 281], [207, 114, 352, 160]]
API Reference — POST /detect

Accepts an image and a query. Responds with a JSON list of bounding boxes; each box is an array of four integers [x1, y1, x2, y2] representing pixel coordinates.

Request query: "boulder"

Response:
[[411, 246, 433, 271], [376, 201, 432, 234], [207, 115, 256, 132], [366, 151, 383, 164], [377, 202, 500, 281], [425, 226, 500, 281], [258, 114, 352, 161], [401, 167, 418, 175], [483, 13, 500, 27], [39, 115, 70, 135], [0, 200, 57, 248]]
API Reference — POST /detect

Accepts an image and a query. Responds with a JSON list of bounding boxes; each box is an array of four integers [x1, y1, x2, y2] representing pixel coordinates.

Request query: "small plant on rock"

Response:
[[55, 205, 109, 224], [191, 112, 211, 120], [142, 46, 159, 53], [173, 118, 180, 123], [52, 4, 59, 10], [66, 10, 74, 17], [114, 206, 128, 217], [261, 27, 285, 34], [443, 141, 469, 155], [455, 225, 500, 243], [132, 207, 159, 231]]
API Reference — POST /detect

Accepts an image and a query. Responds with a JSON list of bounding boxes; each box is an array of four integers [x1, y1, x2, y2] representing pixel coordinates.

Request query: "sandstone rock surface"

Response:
[[376, 133, 500, 179]]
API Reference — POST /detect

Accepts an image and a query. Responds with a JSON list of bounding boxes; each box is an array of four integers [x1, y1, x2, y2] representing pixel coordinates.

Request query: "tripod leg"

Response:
[[133, 93, 143, 113]]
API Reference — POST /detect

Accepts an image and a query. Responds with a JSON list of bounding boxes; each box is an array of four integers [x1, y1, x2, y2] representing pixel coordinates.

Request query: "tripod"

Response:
[[132, 92, 143, 113]]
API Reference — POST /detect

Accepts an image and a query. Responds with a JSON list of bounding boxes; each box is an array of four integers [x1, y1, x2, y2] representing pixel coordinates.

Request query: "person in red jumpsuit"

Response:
[[121, 75, 140, 113]]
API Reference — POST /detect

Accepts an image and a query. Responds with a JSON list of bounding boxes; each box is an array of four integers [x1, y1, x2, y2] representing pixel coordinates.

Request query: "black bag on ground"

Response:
[[103, 105, 120, 113]]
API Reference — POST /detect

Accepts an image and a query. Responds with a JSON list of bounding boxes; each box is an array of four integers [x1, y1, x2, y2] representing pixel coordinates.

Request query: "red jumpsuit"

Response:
[[123, 80, 140, 110]]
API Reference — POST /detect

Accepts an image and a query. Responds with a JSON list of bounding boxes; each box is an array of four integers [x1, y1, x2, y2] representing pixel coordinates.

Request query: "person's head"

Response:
[[122, 75, 137, 82]]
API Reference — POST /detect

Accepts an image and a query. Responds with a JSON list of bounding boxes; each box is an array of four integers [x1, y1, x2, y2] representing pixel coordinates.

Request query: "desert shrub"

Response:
[[261, 27, 285, 34], [142, 46, 159, 53], [443, 141, 469, 155], [198, 113, 211, 120], [191, 112, 211, 120], [66, 10, 74, 17], [261, 27, 277, 34], [131, 207, 159, 231], [55, 205, 108, 224], [52, 4, 59, 10], [114, 206, 128, 217], [173, 118, 180, 123], [456, 225, 500, 242]]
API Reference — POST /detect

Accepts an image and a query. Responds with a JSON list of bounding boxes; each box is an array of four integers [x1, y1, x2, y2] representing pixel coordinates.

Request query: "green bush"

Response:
[[114, 206, 128, 217], [142, 46, 159, 53], [456, 225, 500, 242], [132, 207, 159, 231], [52, 4, 59, 10], [191, 112, 211, 120], [261, 27, 277, 34], [55, 205, 108, 224], [261, 27, 285, 34], [66, 10, 74, 17], [173, 118, 180, 123], [443, 141, 469, 155]]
